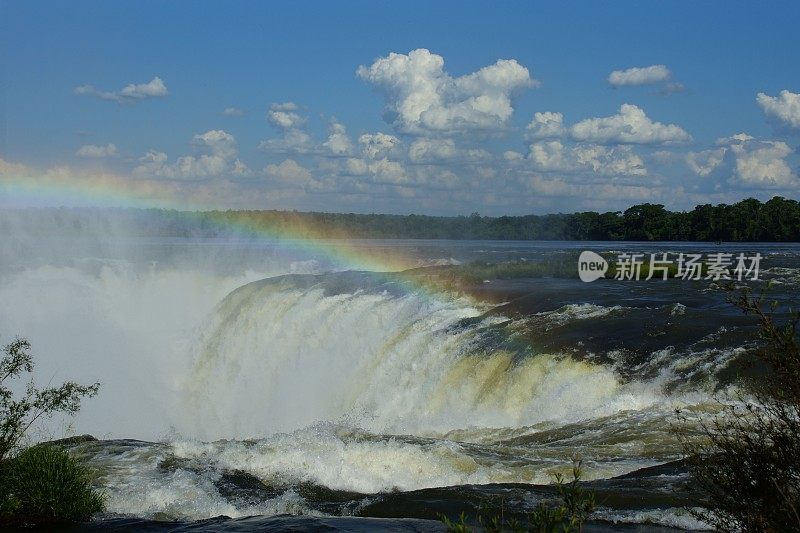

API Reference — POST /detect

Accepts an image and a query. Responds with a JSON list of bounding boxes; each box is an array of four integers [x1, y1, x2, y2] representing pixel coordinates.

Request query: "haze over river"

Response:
[[3, 214, 798, 531]]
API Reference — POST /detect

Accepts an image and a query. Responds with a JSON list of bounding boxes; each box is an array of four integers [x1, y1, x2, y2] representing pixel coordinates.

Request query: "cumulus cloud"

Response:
[[722, 136, 797, 188], [133, 150, 169, 176], [264, 159, 312, 184], [134, 129, 247, 179], [570, 104, 691, 144], [366, 158, 410, 184], [262, 105, 311, 156], [686, 148, 726, 176], [608, 65, 671, 87], [76, 143, 118, 158], [359, 132, 400, 159], [528, 141, 571, 171], [328, 156, 411, 186], [259, 129, 315, 154], [357, 48, 535, 134], [260, 102, 316, 154], [408, 138, 490, 163], [757, 90, 800, 129], [527, 141, 646, 176], [337, 157, 410, 185], [74, 77, 168, 104], [322, 121, 354, 156], [267, 102, 305, 129], [503, 150, 524, 162], [526, 112, 565, 139], [573, 145, 647, 176], [222, 107, 244, 116], [716, 132, 753, 145]]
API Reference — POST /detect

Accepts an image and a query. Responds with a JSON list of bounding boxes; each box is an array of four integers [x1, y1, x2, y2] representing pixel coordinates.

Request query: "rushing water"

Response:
[[2, 220, 799, 531]]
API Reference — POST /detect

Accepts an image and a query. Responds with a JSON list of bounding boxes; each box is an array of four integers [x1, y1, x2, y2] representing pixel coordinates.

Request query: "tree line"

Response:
[[4, 196, 799, 241]]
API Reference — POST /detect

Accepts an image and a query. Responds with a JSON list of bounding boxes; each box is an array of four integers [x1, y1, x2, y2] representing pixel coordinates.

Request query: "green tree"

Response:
[[1, 337, 104, 525], [1, 338, 100, 461]]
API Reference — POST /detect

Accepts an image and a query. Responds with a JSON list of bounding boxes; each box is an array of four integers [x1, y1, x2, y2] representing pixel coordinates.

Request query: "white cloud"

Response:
[[660, 82, 685, 95], [528, 141, 570, 171], [331, 156, 410, 185], [119, 78, 168, 99], [724, 137, 796, 188], [408, 138, 490, 163], [344, 158, 369, 175], [223, 107, 244, 117], [76, 143, 118, 158], [364, 158, 410, 184], [570, 104, 691, 144], [526, 112, 565, 139], [271, 102, 298, 111], [357, 48, 535, 133], [651, 150, 677, 164], [608, 65, 671, 87], [573, 145, 646, 176], [134, 129, 243, 180], [527, 141, 646, 176], [267, 102, 305, 129], [757, 90, 800, 128], [192, 130, 236, 160], [716, 132, 753, 145], [686, 148, 726, 176], [322, 121, 353, 156], [359, 133, 400, 159], [232, 159, 250, 176], [259, 129, 315, 154], [260, 102, 316, 154], [264, 159, 312, 184], [133, 150, 169, 176], [503, 150, 524, 162], [74, 77, 168, 103]]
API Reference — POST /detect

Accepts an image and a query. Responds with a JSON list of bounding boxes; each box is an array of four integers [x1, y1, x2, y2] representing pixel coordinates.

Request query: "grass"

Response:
[[0, 445, 104, 526]]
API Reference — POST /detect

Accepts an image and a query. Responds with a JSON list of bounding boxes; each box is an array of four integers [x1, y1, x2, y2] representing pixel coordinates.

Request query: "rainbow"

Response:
[[0, 167, 469, 300]]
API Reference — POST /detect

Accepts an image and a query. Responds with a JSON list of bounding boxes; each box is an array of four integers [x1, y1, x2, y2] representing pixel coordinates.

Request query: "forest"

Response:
[[3, 196, 799, 242]]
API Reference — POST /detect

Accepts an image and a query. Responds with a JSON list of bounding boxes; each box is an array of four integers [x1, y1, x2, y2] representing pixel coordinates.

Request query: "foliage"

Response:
[[440, 511, 471, 533], [0, 445, 104, 525], [8, 196, 800, 241], [0, 336, 103, 525], [528, 463, 596, 533], [678, 284, 800, 531], [1, 337, 100, 461], [440, 461, 595, 532]]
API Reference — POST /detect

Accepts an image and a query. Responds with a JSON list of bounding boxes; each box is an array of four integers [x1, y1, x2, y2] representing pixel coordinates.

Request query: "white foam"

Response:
[[597, 507, 713, 530], [78, 440, 317, 520], [536, 303, 622, 327], [179, 283, 665, 440]]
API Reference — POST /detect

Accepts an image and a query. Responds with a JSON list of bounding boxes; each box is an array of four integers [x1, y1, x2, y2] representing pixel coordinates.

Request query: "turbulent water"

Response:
[[2, 218, 799, 531]]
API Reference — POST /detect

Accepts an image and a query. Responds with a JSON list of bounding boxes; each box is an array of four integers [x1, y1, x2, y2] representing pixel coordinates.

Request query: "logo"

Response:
[[578, 251, 608, 282]]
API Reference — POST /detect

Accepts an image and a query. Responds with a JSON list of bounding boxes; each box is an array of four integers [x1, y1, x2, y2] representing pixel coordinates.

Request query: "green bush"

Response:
[[678, 284, 800, 531], [0, 445, 104, 525], [528, 463, 595, 533]]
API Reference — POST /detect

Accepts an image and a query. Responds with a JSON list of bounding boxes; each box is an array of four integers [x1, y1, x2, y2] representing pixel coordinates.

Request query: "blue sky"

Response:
[[1, 0, 799, 214]]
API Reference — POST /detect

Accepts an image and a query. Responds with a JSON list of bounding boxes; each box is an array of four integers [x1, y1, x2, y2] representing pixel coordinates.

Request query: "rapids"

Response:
[[3, 219, 799, 530]]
